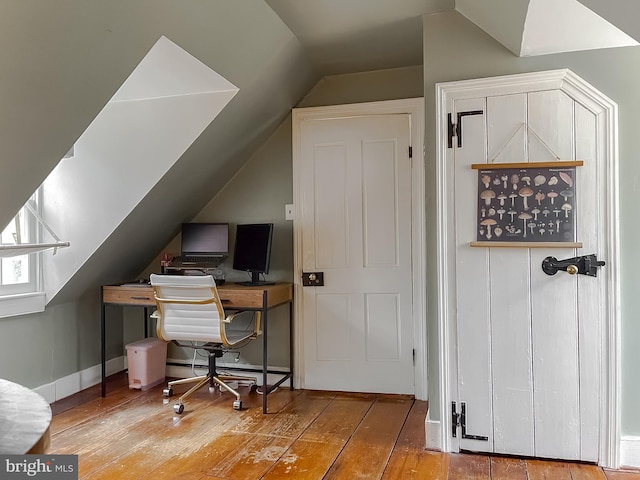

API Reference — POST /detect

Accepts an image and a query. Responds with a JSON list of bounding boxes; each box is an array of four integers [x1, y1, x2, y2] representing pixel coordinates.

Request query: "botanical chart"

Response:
[[474, 163, 578, 246]]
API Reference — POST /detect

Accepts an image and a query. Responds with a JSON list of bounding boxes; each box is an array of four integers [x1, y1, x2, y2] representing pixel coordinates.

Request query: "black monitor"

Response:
[[181, 223, 229, 257], [232, 223, 274, 286]]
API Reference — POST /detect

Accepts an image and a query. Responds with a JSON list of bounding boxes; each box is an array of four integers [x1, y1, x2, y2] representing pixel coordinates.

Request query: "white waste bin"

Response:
[[125, 337, 167, 390]]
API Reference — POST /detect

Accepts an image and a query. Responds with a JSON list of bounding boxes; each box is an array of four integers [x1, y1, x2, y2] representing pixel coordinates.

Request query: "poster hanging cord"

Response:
[[490, 123, 561, 163]]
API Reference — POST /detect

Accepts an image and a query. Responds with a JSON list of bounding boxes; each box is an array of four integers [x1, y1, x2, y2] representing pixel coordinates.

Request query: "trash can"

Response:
[[125, 337, 167, 390]]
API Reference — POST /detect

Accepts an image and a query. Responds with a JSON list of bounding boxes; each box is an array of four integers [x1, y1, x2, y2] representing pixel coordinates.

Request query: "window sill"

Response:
[[0, 292, 45, 318]]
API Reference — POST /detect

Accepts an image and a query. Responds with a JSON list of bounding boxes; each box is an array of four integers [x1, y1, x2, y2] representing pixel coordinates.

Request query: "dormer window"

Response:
[[0, 193, 38, 295], [0, 188, 69, 317]]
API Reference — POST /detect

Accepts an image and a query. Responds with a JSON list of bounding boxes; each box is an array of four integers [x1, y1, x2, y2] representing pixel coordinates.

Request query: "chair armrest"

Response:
[[225, 311, 262, 338]]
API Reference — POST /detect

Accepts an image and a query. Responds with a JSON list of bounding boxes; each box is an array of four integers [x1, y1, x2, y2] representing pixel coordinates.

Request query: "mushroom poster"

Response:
[[474, 163, 579, 246]]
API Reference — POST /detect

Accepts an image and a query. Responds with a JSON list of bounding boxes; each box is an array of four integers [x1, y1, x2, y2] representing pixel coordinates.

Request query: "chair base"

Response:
[[163, 351, 257, 413]]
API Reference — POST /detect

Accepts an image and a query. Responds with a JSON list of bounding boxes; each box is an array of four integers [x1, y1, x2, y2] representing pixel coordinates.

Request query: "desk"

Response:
[[101, 282, 293, 413], [0, 379, 51, 454]]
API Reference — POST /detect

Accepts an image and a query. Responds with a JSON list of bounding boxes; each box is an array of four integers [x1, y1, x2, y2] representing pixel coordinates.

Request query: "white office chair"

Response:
[[150, 274, 260, 413]]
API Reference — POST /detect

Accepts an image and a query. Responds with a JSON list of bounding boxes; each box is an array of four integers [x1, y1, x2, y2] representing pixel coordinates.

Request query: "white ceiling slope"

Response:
[[456, 0, 638, 57], [521, 0, 638, 56], [42, 36, 238, 302], [576, 0, 640, 46], [112, 36, 238, 102], [455, 0, 530, 56]]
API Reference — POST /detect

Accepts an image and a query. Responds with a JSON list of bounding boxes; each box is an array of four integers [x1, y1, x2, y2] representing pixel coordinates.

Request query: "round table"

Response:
[[0, 379, 51, 454]]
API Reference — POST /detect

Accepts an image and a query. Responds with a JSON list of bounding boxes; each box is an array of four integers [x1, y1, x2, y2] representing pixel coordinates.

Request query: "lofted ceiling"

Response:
[[1, 0, 638, 304], [268, 0, 639, 68]]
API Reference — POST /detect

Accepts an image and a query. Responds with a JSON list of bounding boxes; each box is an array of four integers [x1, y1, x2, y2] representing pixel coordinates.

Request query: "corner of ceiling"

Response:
[[457, 0, 638, 58], [520, 0, 638, 57], [455, 0, 531, 56]]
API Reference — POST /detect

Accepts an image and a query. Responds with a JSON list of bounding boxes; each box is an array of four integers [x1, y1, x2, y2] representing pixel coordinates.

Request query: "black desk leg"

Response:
[[262, 306, 268, 414], [101, 301, 106, 397]]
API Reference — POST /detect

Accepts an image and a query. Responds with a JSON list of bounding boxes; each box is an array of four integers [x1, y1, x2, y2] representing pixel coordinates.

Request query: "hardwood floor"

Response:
[[50, 373, 640, 480]]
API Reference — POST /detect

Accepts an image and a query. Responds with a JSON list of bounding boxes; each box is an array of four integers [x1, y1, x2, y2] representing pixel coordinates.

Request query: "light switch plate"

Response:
[[285, 204, 294, 220]]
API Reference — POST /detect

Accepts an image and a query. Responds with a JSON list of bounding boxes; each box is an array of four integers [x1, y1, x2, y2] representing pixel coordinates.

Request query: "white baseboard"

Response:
[[34, 356, 125, 404], [621, 436, 640, 469], [33, 356, 291, 405], [425, 407, 442, 451], [166, 357, 290, 387]]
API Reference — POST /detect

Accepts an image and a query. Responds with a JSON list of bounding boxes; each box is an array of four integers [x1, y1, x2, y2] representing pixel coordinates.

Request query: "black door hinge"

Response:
[[452, 401, 489, 441], [409, 146, 413, 158], [448, 110, 484, 149]]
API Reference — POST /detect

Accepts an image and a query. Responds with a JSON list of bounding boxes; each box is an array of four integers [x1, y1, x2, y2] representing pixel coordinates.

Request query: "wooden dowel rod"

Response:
[[471, 161, 583, 170]]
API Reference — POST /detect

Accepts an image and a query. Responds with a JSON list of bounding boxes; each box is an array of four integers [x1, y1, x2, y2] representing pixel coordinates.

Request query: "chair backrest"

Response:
[[150, 274, 225, 345]]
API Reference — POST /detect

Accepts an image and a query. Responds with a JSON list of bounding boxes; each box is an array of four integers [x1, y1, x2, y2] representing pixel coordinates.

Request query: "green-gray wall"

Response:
[[143, 65, 425, 368], [0, 66, 423, 394], [423, 10, 640, 436]]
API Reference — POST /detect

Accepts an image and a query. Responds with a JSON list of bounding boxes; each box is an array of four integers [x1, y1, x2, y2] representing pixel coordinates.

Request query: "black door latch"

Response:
[[302, 272, 324, 286], [542, 254, 605, 277]]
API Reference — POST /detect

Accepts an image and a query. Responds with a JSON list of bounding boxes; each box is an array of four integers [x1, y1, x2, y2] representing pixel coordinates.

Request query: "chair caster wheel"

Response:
[[174, 403, 184, 414], [163, 388, 173, 397], [233, 400, 242, 410], [209, 386, 216, 394], [249, 383, 258, 392]]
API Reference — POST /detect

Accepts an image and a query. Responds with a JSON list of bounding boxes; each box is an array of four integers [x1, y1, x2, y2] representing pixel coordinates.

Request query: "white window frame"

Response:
[[0, 190, 45, 318]]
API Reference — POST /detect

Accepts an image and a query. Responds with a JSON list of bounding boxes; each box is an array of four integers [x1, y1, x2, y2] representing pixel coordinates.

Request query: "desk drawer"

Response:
[[218, 283, 292, 309], [103, 286, 155, 306]]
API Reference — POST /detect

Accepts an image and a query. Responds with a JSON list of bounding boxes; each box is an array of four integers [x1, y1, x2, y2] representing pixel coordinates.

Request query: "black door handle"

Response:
[[542, 254, 605, 277], [302, 272, 324, 286]]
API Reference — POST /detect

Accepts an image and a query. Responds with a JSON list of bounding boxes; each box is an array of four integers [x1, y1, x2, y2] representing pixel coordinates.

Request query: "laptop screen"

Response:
[[181, 223, 229, 257]]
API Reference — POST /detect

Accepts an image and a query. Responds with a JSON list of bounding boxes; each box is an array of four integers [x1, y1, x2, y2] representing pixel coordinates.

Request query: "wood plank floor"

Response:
[[49, 373, 640, 480]]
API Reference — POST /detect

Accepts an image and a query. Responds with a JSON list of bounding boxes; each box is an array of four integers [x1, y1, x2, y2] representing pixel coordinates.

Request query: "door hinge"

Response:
[[447, 110, 484, 149], [412, 348, 415, 366], [451, 401, 488, 441], [409, 146, 413, 158]]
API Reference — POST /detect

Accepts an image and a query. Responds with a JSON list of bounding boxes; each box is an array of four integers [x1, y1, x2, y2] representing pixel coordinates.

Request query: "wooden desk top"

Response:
[[103, 282, 293, 310], [0, 379, 51, 454]]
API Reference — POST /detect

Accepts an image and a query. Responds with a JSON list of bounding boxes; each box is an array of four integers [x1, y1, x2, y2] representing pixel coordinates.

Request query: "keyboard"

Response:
[[174, 255, 222, 264]]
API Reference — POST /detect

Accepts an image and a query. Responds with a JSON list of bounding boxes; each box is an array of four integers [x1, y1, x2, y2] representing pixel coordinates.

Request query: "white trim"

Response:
[[32, 355, 286, 405], [165, 358, 288, 387], [436, 69, 620, 468], [620, 436, 640, 469], [426, 406, 442, 450], [0, 291, 45, 319], [33, 356, 125, 404], [291, 98, 427, 399]]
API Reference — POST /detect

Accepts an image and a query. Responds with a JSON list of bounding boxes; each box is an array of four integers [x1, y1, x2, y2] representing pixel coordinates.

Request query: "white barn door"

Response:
[[438, 71, 620, 464], [293, 99, 424, 395]]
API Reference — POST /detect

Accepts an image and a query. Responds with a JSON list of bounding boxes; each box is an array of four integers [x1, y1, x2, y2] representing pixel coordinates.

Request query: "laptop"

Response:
[[174, 223, 229, 265]]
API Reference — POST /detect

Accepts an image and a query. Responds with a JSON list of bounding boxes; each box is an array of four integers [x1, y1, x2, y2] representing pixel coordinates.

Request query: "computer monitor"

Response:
[[181, 223, 229, 257], [232, 223, 274, 286]]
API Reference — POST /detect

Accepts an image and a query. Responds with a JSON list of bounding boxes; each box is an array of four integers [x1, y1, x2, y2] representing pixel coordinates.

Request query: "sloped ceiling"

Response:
[[456, 0, 638, 57], [2, 0, 638, 304], [266, 0, 453, 75]]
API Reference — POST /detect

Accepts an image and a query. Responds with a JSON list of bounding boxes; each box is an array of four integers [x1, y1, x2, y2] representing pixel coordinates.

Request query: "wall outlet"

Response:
[[285, 204, 294, 221]]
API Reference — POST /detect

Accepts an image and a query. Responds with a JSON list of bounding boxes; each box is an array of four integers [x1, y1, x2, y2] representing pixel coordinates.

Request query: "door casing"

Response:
[[292, 98, 427, 400], [435, 69, 621, 468]]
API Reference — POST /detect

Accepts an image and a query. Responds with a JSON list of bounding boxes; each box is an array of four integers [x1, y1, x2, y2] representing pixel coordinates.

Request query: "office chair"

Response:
[[150, 274, 260, 413]]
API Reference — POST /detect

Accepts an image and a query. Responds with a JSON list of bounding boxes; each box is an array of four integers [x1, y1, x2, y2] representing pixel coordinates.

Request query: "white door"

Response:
[[440, 71, 619, 464], [296, 111, 415, 394]]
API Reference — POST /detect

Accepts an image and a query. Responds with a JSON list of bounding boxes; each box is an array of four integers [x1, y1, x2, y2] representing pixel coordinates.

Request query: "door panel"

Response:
[[575, 102, 600, 460], [487, 93, 535, 456], [453, 88, 601, 461], [300, 114, 414, 394], [453, 97, 493, 451], [528, 90, 581, 460]]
